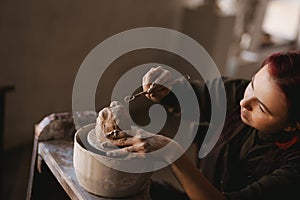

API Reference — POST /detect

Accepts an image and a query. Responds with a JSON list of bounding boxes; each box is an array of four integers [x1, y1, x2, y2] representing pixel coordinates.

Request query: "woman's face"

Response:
[[240, 65, 289, 132]]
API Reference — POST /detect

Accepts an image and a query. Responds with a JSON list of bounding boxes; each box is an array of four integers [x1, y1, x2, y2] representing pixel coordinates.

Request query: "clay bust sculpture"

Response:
[[95, 101, 132, 141]]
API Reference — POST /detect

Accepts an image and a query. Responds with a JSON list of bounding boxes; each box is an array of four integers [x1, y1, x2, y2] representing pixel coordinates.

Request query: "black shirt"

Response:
[[192, 78, 300, 200], [130, 77, 300, 199]]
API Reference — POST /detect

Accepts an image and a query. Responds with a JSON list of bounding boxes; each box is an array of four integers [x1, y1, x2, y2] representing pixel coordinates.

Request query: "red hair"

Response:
[[262, 50, 300, 123]]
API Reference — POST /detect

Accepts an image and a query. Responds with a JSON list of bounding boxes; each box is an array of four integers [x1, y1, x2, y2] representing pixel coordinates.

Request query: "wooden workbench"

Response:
[[26, 112, 151, 200]]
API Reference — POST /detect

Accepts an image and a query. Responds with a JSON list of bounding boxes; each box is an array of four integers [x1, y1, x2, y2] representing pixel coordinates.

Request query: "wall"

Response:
[[0, 0, 186, 150], [182, 3, 235, 74]]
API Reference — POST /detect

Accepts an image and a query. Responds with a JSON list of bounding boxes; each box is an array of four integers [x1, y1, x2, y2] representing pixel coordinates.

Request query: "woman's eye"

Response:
[[259, 105, 265, 113]]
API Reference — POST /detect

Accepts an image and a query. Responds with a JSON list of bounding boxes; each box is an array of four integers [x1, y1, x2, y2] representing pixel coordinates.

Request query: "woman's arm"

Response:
[[170, 145, 226, 200], [105, 130, 226, 200]]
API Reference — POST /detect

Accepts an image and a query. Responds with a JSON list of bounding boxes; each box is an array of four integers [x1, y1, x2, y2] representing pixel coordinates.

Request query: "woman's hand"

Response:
[[104, 127, 183, 162], [142, 66, 172, 103], [104, 128, 226, 200]]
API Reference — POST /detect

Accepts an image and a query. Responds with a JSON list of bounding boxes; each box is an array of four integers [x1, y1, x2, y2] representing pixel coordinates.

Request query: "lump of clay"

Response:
[[95, 101, 131, 141]]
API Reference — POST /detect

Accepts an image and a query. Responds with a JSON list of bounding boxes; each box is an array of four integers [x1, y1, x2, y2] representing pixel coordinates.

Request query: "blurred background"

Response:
[[1, 0, 300, 199]]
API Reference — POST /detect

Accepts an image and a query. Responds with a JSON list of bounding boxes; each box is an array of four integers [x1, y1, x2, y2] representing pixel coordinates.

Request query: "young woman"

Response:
[[106, 51, 300, 199]]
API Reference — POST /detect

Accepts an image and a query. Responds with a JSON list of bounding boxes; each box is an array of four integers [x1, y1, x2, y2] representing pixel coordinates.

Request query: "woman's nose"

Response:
[[240, 97, 253, 111]]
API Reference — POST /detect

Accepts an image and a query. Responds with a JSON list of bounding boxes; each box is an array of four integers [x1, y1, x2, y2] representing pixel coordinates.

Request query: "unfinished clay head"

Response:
[[95, 101, 131, 141]]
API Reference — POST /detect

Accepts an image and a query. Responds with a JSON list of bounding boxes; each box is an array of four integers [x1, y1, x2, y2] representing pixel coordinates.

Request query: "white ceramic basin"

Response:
[[73, 123, 152, 198]]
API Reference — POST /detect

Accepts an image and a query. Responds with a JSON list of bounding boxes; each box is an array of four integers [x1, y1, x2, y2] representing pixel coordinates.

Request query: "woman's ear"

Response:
[[284, 122, 300, 132], [284, 126, 296, 132]]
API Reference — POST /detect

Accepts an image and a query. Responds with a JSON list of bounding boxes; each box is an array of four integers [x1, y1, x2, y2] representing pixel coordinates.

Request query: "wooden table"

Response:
[[38, 138, 104, 200], [26, 112, 150, 200]]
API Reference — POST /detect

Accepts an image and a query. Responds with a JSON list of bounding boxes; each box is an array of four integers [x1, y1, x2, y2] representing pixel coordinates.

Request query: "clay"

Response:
[[95, 101, 132, 141]]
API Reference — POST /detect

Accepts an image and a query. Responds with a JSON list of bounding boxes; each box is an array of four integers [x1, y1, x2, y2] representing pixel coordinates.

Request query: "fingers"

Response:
[[106, 149, 145, 158], [102, 137, 144, 157], [106, 130, 131, 140], [154, 70, 172, 88], [142, 66, 172, 90], [109, 136, 142, 147], [145, 87, 170, 102], [105, 132, 148, 157], [132, 127, 156, 138], [106, 148, 129, 157], [105, 134, 180, 162], [142, 66, 172, 102], [143, 66, 162, 85], [104, 128, 151, 148], [106, 143, 146, 157]]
